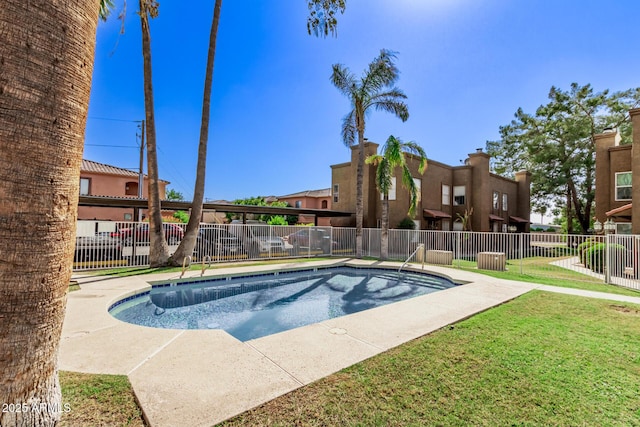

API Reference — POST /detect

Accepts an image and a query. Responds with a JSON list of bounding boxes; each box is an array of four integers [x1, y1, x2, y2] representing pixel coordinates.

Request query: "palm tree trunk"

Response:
[[355, 110, 365, 258], [170, 0, 222, 266], [0, 1, 100, 424], [381, 195, 389, 260], [140, 0, 170, 266]]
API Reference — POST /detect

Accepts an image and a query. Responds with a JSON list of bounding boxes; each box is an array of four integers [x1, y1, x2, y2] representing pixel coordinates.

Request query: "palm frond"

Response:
[[374, 157, 394, 195], [361, 49, 400, 95], [401, 164, 419, 216], [371, 98, 409, 122], [330, 64, 357, 97], [401, 141, 428, 174], [99, 0, 115, 21], [341, 110, 357, 147]]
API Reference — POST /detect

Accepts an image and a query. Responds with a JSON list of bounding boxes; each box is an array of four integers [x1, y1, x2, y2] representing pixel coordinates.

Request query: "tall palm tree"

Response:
[[139, 0, 170, 267], [170, 0, 223, 265], [171, 0, 345, 264], [366, 135, 427, 260], [0, 1, 101, 424], [331, 49, 409, 258]]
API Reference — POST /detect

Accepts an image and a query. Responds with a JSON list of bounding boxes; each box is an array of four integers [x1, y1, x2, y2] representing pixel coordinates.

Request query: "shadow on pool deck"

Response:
[[62, 259, 587, 426]]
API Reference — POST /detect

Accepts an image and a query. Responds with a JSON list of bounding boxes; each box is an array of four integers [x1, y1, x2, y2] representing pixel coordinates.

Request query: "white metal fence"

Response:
[[73, 221, 640, 291]]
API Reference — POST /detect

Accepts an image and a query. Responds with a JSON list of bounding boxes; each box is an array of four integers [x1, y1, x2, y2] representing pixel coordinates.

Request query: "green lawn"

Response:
[[444, 257, 640, 297], [59, 372, 145, 427], [221, 292, 640, 426]]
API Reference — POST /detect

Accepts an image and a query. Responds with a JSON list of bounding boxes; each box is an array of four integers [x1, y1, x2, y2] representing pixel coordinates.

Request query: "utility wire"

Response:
[[88, 116, 142, 123], [85, 144, 138, 148]]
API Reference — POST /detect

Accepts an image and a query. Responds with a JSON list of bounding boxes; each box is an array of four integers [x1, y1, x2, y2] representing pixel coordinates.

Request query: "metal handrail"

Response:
[[201, 255, 212, 277], [398, 244, 424, 273], [180, 256, 192, 278]]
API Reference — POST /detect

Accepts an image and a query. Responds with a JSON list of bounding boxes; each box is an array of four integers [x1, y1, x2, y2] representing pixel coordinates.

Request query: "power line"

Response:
[[85, 144, 138, 148], [88, 116, 142, 123]]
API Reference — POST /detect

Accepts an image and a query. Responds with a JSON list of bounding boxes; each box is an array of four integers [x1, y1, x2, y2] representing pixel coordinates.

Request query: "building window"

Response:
[[295, 200, 302, 208], [333, 184, 339, 203], [441, 220, 450, 231], [442, 184, 450, 206], [125, 181, 139, 196], [80, 177, 90, 196], [615, 172, 632, 200], [493, 191, 500, 210], [381, 177, 397, 201], [414, 178, 421, 202], [453, 186, 466, 206], [616, 223, 632, 234], [502, 194, 508, 211], [321, 200, 328, 209]]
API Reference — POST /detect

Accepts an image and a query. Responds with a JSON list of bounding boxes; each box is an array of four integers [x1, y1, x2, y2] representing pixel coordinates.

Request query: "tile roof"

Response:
[[81, 159, 169, 183], [278, 188, 331, 199], [81, 159, 140, 177]]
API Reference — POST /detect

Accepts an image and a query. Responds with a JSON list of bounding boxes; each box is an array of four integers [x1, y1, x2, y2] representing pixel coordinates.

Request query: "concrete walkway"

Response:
[[60, 259, 640, 427]]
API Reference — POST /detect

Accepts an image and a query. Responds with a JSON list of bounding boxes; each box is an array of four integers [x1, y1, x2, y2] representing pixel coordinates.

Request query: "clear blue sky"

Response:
[[86, 0, 640, 204]]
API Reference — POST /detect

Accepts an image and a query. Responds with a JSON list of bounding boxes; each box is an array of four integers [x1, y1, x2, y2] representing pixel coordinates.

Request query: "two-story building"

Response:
[[277, 189, 332, 226], [78, 159, 169, 221], [330, 142, 531, 232], [594, 108, 640, 234]]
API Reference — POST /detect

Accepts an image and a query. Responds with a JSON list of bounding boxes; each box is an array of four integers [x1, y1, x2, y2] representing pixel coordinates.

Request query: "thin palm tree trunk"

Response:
[[140, 0, 169, 266], [0, 1, 100, 424], [171, 0, 222, 265], [355, 119, 365, 258], [381, 195, 389, 260]]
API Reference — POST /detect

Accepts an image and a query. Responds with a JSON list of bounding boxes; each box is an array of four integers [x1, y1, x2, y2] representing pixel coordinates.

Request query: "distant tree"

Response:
[[366, 135, 427, 260], [166, 188, 184, 201], [307, 0, 346, 37], [331, 49, 409, 257], [455, 207, 474, 232], [225, 197, 297, 224], [486, 83, 640, 234], [172, 210, 189, 223]]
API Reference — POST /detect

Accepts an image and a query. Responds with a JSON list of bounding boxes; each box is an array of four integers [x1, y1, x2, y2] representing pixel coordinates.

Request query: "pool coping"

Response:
[[62, 259, 543, 426]]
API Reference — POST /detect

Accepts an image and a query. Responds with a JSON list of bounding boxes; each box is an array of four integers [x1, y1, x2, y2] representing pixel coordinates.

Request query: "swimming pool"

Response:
[[109, 266, 458, 341]]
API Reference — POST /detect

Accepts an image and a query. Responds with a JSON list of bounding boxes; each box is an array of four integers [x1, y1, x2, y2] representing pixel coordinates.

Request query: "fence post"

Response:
[[519, 233, 523, 274], [456, 231, 461, 268], [605, 233, 611, 284]]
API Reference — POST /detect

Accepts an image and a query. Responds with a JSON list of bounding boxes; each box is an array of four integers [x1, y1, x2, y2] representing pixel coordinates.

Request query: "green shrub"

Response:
[[172, 210, 189, 223], [584, 243, 627, 274], [267, 215, 287, 226], [397, 217, 416, 230], [577, 239, 597, 265]]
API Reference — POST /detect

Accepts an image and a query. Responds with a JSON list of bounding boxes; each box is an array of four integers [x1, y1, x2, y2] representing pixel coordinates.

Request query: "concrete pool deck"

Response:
[[60, 259, 640, 426]]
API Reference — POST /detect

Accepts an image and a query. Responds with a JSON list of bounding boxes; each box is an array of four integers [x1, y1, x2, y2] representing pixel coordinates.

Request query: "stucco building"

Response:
[[277, 189, 332, 226], [78, 159, 169, 221], [594, 108, 640, 234], [330, 142, 531, 232]]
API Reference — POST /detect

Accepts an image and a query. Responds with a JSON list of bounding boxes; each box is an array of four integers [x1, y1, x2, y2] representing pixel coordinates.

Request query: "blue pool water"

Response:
[[109, 266, 457, 341]]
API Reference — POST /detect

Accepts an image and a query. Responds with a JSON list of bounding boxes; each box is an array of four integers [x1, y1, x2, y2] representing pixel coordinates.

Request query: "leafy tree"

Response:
[[166, 188, 184, 201], [307, 0, 346, 37], [331, 49, 409, 257], [225, 197, 297, 224], [173, 211, 189, 223], [366, 135, 426, 259], [486, 83, 640, 234]]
